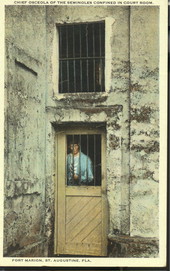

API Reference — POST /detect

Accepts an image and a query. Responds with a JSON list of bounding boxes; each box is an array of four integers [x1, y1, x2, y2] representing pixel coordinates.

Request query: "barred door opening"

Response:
[[67, 134, 101, 186], [55, 126, 108, 256]]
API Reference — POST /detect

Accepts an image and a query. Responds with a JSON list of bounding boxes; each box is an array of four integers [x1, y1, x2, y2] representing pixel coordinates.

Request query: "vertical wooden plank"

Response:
[[56, 133, 66, 254], [101, 131, 108, 256]]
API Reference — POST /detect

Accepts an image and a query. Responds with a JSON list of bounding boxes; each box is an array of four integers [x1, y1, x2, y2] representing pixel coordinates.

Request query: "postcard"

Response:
[[0, 0, 168, 268]]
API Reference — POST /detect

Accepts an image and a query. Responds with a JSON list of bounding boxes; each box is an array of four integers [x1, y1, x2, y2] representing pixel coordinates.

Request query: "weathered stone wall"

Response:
[[130, 7, 159, 238], [4, 6, 47, 256], [108, 235, 159, 258], [4, 5, 159, 257]]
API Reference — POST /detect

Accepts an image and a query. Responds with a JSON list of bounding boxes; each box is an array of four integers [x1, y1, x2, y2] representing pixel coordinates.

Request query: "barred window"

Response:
[[58, 22, 105, 93], [66, 134, 101, 186]]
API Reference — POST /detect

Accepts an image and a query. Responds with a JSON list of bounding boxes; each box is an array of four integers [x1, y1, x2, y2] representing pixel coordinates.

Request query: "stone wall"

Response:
[[4, 6, 48, 256], [4, 5, 159, 257], [130, 7, 159, 238], [108, 235, 159, 258]]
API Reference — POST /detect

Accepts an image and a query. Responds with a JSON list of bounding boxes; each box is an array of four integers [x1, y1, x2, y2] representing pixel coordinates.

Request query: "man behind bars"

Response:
[[67, 139, 94, 186]]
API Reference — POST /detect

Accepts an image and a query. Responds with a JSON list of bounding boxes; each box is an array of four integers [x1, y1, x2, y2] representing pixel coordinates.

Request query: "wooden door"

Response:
[[54, 127, 107, 256]]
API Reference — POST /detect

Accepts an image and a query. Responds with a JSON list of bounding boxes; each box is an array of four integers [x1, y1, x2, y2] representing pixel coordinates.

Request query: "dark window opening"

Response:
[[66, 134, 101, 186], [58, 22, 105, 93]]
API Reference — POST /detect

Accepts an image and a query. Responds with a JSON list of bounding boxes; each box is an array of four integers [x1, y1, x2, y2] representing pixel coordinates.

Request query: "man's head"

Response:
[[68, 137, 80, 155], [69, 143, 79, 155]]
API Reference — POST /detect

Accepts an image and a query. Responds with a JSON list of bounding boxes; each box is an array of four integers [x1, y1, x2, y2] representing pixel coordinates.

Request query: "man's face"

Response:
[[70, 144, 79, 155]]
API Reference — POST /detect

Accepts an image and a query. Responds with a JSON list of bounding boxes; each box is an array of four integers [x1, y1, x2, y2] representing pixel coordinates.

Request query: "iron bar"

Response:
[[93, 24, 96, 92], [60, 60, 63, 93], [100, 58, 102, 92], [86, 25, 89, 92], [59, 27, 62, 58], [80, 25, 83, 92], [60, 56, 104, 61], [59, 27, 63, 93], [73, 25, 76, 92], [66, 26, 69, 93], [99, 23, 102, 57], [79, 134, 81, 184], [94, 134, 96, 186], [72, 134, 74, 184], [99, 23, 102, 92], [86, 134, 89, 182]]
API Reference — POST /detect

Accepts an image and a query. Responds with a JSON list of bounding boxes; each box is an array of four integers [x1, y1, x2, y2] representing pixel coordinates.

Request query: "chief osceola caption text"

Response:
[[13, 1, 153, 5]]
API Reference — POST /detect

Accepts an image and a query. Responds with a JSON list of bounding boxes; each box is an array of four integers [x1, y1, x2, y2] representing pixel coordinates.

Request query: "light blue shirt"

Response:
[[67, 152, 93, 185]]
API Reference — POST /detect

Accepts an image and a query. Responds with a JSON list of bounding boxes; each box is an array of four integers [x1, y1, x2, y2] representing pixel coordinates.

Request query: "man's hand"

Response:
[[74, 174, 79, 180]]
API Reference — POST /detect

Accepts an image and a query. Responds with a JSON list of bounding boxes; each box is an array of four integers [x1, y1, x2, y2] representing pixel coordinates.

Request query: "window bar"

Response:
[[73, 25, 76, 92], [80, 25, 83, 92], [100, 135, 102, 186], [60, 61, 63, 93], [86, 134, 89, 183], [72, 134, 74, 184], [59, 27, 62, 58], [99, 23, 102, 92], [94, 134, 96, 186], [79, 134, 82, 184], [59, 28, 63, 93], [102, 58, 104, 91], [99, 23, 102, 57], [93, 24, 96, 92], [59, 56, 103, 61], [86, 25, 89, 92], [66, 26, 69, 93], [99, 59, 101, 91]]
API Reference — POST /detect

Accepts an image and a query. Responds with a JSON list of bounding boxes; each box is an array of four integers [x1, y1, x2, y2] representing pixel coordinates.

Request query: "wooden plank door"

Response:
[[55, 128, 107, 256]]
